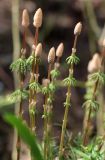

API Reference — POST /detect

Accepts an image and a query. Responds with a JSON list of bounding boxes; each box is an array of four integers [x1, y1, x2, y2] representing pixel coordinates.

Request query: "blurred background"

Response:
[[0, 0, 105, 159]]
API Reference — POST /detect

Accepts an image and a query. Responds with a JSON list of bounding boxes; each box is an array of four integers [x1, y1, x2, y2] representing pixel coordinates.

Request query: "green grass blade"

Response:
[[4, 113, 44, 160]]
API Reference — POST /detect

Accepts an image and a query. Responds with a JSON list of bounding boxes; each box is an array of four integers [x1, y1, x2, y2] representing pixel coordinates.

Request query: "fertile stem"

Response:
[[43, 64, 52, 160], [83, 53, 104, 145], [43, 94, 48, 160], [34, 28, 39, 46], [73, 35, 78, 49], [48, 64, 52, 80], [29, 28, 39, 133], [83, 79, 99, 145], [59, 35, 78, 159], [17, 53, 25, 160], [22, 28, 26, 49], [59, 86, 71, 159]]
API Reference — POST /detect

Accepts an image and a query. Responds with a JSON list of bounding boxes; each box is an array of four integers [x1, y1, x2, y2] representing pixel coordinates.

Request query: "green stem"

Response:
[[83, 106, 92, 146], [17, 72, 24, 160], [47, 102, 53, 160], [29, 54, 37, 133], [29, 74, 34, 130], [59, 35, 78, 158], [83, 53, 105, 145], [32, 94, 36, 132], [43, 95, 48, 160], [29, 85, 36, 133], [83, 78, 99, 145], [17, 135, 21, 160], [59, 87, 71, 159], [29, 76, 35, 131], [43, 63, 53, 160], [32, 58, 40, 132]]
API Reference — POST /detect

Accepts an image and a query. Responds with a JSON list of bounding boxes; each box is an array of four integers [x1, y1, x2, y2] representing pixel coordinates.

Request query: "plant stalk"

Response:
[[59, 87, 71, 159], [59, 35, 78, 159], [29, 28, 39, 133], [43, 95, 48, 160], [43, 63, 52, 160], [17, 71, 24, 160], [83, 55, 104, 145], [34, 28, 39, 46], [47, 100, 53, 160]]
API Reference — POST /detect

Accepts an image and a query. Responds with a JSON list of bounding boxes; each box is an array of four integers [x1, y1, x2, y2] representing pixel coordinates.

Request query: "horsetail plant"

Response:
[[46, 44, 64, 160], [28, 43, 42, 132], [33, 8, 43, 46], [50, 43, 64, 102], [83, 42, 105, 145], [22, 9, 30, 49], [83, 54, 101, 141], [51, 43, 64, 81], [49, 43, 64, 117], [4, 6, 105, 160], [26, 8, 43, 132], [10, 9, 29, 160], [59, 22, 82, 159], [10, 49, 28, 160], [42, 78, 50, 160], [42, 47, 56, 160]]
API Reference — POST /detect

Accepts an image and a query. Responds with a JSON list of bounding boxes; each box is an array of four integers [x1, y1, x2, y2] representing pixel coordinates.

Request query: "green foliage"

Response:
[[42, 83, 56, 95], [66, 54, 80, 65], [49, 82, 56, 93], [72, 147, 105, 160], [71, 138, 105, 160], [84, 81, 95, 100], [84, 89, 93, 100], [26, 55, 34, 70], [61, 134, 105, 160], [63, 75, 77, 87], [42, 86, 49, 95], [4, 114, 44, 160], [36, 57, 41, 65], [83, 99, 99, 112], [42, 83, 55, 106], [64, 101, 71, 108], [47, 95, 53, 105], [10, 58, 27, 74], [29, 81, 41, 92], [29, 107, 36, 116], [29, 100, 37, 115], [89, 72, 105, 85], [8, 89, 28, 102], [85, 71, 105, 101], [0, 96, 14, 108], [50, 69, 60, 79], [8, 14, 105, 160], [26, 54, 41, 71]]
